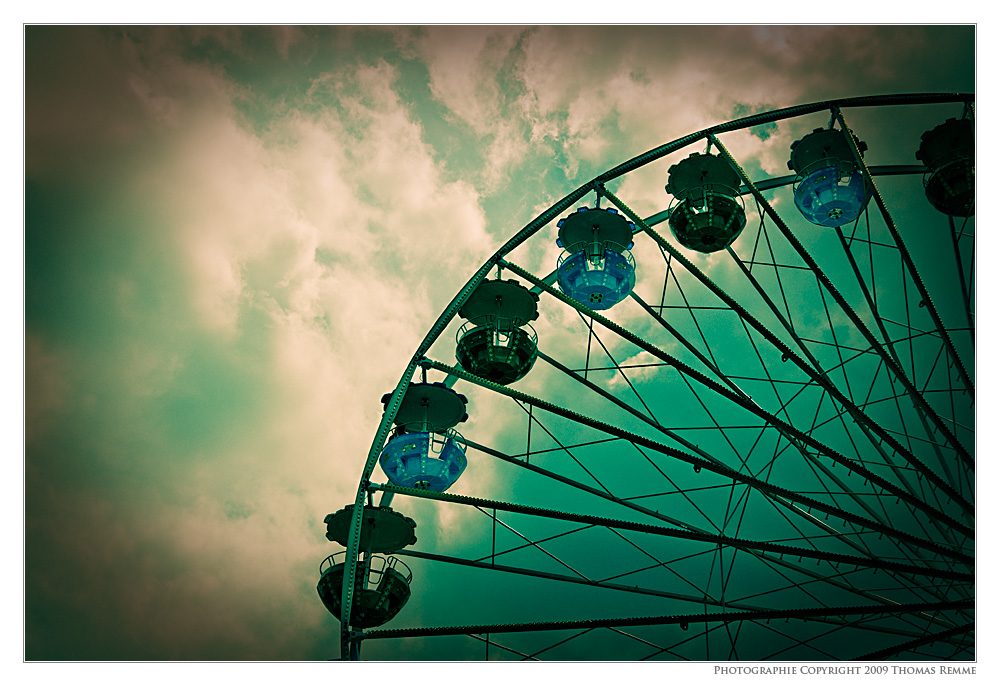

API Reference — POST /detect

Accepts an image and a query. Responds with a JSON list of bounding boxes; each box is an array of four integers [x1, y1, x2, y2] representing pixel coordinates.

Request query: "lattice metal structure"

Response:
[[325, 94, 975, 661]]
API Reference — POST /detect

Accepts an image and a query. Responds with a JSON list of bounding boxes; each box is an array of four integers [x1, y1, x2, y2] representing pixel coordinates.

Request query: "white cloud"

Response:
[[412, 27, 520, 133], [27, 29, 499, 657], [405, 27, 536, 192]]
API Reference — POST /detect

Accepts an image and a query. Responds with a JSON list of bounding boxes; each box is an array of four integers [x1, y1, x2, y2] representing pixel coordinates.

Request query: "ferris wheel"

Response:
[[318, 93, 974, 661]]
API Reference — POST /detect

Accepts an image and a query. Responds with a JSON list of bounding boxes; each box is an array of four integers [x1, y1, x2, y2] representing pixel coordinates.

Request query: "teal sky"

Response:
[[24, 26, 976, 661]]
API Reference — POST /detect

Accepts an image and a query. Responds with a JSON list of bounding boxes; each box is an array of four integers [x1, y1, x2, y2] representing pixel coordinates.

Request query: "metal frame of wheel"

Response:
[[334, 93, 975, 661]]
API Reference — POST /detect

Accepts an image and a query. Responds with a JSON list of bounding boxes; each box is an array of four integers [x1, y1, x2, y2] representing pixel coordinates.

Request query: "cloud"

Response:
[[402, 27, 538, 192], [25, 27, 494, 659], [411, 27, 523, 134]]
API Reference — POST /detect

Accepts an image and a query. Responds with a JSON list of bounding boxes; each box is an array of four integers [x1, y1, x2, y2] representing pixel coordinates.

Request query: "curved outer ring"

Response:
[[337, 92, 974, 659]]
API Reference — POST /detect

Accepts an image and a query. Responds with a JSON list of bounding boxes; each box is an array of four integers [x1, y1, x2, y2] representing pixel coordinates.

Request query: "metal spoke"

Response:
[[361, 600, 973, 641], [379, 483, 972, 581]]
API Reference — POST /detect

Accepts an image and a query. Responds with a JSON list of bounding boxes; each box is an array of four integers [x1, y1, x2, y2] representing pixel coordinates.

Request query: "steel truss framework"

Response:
[[335, 94, 975, 661]]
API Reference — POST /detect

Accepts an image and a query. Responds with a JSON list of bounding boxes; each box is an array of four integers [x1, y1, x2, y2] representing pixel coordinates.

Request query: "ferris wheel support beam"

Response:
[[835, 108, 974, 403], [705, 134, 974, 477], [377, 483, 971, 582], [465, 432, 971, 615], [396, 548, 752, 608], [540, 350, 868, 559], [461, 425, 970, 616], [497, 261, 973, 530], [471, 429, 790, 611], [426, 358, 970, 561], [594, 265, 953, 522], [393, 550, 959, 645], [852, 622, 974, 661], [475, 504, 593, 581], [359, 599, 972, 641]]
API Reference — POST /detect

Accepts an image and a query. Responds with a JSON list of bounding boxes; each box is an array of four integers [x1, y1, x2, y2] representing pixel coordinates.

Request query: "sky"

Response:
[[23, 25, 978, 663]]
